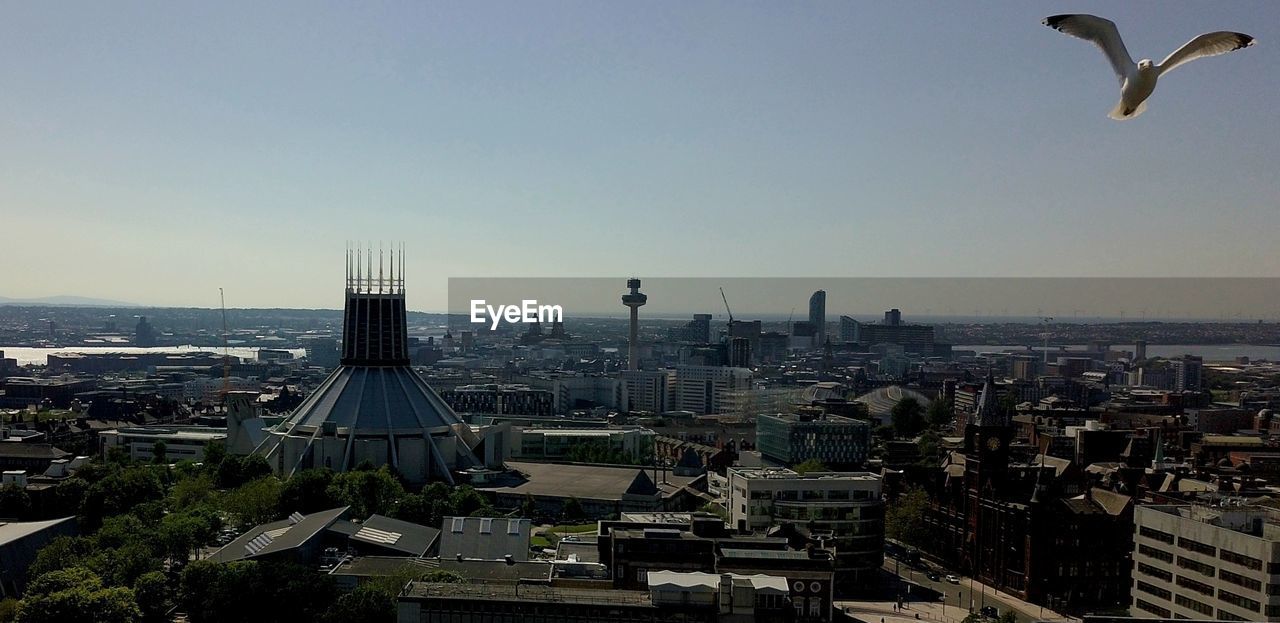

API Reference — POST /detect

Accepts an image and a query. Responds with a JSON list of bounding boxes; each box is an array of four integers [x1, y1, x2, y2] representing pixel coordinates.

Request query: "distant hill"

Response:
[[0, 295, 140, 307]]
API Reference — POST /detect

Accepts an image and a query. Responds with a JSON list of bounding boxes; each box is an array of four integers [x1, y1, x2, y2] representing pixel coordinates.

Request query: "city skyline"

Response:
[[4, 1, 1279, 310]]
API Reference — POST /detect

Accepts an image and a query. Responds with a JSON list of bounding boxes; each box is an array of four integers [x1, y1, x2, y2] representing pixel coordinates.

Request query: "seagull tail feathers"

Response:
[[1109, 99, 1148, 120]]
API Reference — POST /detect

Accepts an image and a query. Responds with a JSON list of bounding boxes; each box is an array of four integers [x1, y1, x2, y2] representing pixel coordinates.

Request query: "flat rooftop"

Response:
[[618, 512, 696, 524], [330, 556, 435, 577], [1142, 503, 1280, 539], [478, 461, 696, 501], [0, 517, 75, 545], [403, 581, 653, 607], [730, 467, 881, 482], [758, 413, 867, 425], [108, 427, 226, 441]]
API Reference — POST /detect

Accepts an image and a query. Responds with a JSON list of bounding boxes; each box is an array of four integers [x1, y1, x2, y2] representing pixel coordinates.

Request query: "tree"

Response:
[[169, 473, 218, 509], [80, 466, 165, 529], [916, 430, 942, 466], [48, 478, 87, 518], [997, 611, 1018, 623], [419, 570, 464, 584], [222, 477, 282, 527], [792, 459, 829, 475], [0, 484, 31, 519], [0, 598, 17, 623], [94, 515, 149, 550], [16, 567, 141, 623], [927, 398, 953, 428], [561, 497, 586, 522], [390, 492, 432, 526], [202, 441, 227, 470], [90, 541, 161, 588], [891, 397, 926, 437], [323, 584, 394, 623], [326, 467, 404, 517], [26, 536, 92, 582], [448, 486, 492, 518], [158, 513, 205, 564], [696, 502, 728, 521], [151, 441, 167, 464], [180, 560, 336, 623], [519, 494, 537, 519], [279, 469, 336, 515], [392, 482, 457, 527], [215, 455, 272, 489], [132, 571, 170, 623], [885, 486, 930, 548]]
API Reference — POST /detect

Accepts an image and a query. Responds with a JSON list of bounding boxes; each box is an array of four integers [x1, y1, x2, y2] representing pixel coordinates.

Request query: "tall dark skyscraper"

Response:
[[808, 290, 826, 345], [134, 315, 156, 347]]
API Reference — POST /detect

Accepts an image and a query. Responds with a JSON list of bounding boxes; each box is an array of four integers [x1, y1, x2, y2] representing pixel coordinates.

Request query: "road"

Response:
[[880, 559, 1068, 623]]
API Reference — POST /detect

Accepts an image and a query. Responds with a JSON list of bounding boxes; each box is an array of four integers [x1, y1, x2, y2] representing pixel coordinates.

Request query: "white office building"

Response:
[[727, 467, 883, 589], [1131, 503, 1280, 621], [669, 366, 752, 415], [620, 370, 669, 414]]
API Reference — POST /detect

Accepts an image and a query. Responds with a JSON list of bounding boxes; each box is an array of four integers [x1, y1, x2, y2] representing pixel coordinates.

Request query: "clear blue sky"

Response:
[[2, 1, 1277, 310]]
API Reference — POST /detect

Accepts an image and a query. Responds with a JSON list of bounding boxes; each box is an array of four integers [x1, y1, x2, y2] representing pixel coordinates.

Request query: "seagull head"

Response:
[[1137, 59, 1154, 69]]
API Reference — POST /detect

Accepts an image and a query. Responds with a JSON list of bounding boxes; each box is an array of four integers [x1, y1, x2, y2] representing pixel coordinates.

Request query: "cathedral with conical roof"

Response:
[[247, 247, 481, 485]]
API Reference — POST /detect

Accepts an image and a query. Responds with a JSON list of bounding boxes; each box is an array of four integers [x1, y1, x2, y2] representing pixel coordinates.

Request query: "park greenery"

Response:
[[890, 397, 926, 437], [792, 459, 829, 475], [885, 485, 930, 550], [4, 441, 507, 623]]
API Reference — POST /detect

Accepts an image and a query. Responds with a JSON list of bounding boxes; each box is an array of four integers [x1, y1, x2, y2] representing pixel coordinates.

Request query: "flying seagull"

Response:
[[1042, 14, 1255, 120]]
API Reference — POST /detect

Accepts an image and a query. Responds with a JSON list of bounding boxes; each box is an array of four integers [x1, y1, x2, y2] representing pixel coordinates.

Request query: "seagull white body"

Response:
[[1043, 14, 1255, 120], [1117, 61, 1159, 120]]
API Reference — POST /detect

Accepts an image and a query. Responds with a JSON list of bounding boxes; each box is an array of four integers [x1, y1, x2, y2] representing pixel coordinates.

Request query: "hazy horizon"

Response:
[[4, 1, 1278, 310]]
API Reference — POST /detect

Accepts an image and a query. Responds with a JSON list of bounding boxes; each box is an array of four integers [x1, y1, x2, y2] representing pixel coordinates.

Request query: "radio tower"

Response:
[[621, 278, 647, 371]]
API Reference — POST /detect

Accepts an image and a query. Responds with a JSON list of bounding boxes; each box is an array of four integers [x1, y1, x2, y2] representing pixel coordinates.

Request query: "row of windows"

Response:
[[1217, 610, 1248, 621], [1217, 589, 1260, 613], [1220, 549, 1263, 571], [1139, 544, 1173, 563], [1176, 574, 1214, 597], [1219, 568, 1261, 593], [1177, 556, 1216, 578], [1175, 594, 1214, 617], [1139, 526, 1175, 544], [1136, 581, 1172, 602], [1179, 536, 1217, 557], [1135, 599, 1171, 618], [1137, 563, 1172, 582]]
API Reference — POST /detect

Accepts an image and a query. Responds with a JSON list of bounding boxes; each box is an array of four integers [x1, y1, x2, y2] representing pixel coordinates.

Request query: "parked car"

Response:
[[945, 574, 961, 584], [927, 572, 941, 582], [980, 606, 999, 619]]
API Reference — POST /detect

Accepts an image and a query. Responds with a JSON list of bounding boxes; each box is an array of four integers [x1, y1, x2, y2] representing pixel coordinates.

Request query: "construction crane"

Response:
[[719, 287, 735, 343], [220, 288, 231, 399]]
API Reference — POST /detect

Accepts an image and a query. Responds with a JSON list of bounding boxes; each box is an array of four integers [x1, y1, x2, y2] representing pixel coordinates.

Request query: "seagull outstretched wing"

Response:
[[1158, 32, 1255, 76], [1043, 14, 1135, 84]]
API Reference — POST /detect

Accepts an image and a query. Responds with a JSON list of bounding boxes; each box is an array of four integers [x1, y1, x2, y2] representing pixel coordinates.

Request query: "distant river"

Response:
[[953, 344, 1280, 362], [0, 345, 308, 366]]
